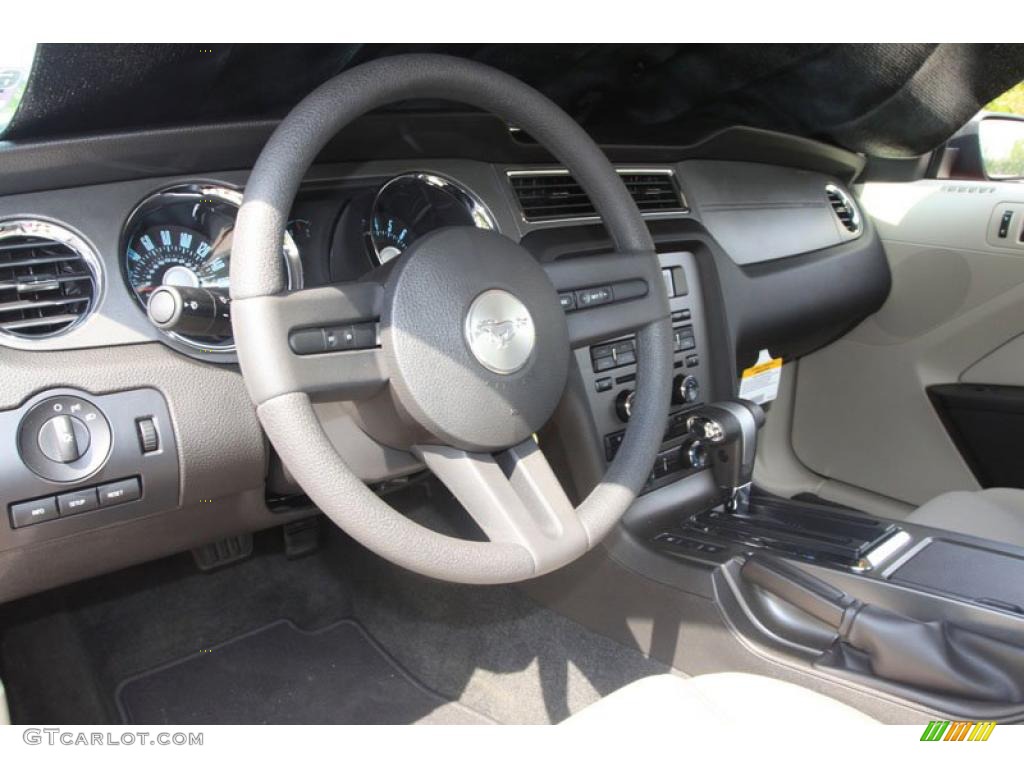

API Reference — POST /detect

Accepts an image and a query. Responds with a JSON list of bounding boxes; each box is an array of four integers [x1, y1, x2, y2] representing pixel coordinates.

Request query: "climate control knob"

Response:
[[615, 389, 635, 423], [672, 374, 700, 405]]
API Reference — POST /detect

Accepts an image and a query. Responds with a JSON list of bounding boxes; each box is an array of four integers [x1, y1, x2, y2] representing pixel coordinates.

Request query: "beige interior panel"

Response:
[[962, 332, 1024, 385], [790, 180, 1024, 508], [755, 363, 915, 519]]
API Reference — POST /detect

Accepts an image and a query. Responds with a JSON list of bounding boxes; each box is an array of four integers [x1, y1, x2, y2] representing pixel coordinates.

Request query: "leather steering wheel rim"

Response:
[[231, 54, 673, 584]]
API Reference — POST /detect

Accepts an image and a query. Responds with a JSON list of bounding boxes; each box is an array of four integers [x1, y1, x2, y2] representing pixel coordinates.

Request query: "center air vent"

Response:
[[0, 220, 101, 339], [509, 170, 687, 222], [825, 184, 862, 234]]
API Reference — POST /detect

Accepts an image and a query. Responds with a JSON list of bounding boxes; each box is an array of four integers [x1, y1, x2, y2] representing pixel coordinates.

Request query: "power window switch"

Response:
[[999, 210, 1013, 239]]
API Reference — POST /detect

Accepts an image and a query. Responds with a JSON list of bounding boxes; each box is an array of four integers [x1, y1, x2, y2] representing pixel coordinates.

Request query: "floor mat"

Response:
[[116, 619, 491, 725]]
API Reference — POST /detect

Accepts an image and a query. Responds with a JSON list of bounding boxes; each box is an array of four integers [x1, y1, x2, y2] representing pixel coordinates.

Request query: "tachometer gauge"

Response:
[[122, 184, 302, 352], [370, 214, 413, 263], [368, 173, 496, 265]]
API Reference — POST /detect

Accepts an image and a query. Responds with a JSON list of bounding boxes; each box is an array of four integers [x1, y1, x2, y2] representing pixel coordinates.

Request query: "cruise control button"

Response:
[[575, 286, 613, 308], [58, 488, 99, 517], [97, 478, 141, 507], [288, 328, 326, 355], [10, 497, 58, 528], [324, 323, 377, 351]]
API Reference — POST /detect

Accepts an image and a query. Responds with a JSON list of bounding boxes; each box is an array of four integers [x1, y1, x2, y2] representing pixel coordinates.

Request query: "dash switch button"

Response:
[[137, 417, 159, 454], [10, 497, 58, 528], [98, 478, 141, 508], [58, 488, 99, 517]]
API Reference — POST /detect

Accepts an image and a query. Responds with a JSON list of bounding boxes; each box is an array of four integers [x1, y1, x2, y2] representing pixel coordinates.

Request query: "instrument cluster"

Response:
[[120, 174, 496, 354]]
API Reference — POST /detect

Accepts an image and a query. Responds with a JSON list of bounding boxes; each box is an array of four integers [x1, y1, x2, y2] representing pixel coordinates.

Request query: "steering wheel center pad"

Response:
[[385, 227, 569, 452]]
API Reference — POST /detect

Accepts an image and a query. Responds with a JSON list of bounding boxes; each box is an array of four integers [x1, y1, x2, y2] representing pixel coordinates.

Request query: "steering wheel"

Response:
[[230, 55, 673, 584]]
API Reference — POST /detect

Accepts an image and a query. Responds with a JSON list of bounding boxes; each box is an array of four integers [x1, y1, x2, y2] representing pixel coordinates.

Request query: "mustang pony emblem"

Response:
[[473, 317, 530, 349]]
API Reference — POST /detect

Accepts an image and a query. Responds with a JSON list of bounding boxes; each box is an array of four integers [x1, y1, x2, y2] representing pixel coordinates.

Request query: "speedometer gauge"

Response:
[[126, 225, 229, 296], [122, 184, 302, 352], [369, 173, 496, 264]]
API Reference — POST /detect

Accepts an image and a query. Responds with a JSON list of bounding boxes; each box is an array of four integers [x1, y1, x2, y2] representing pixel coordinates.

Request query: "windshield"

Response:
[[0, 43, 37, 136]]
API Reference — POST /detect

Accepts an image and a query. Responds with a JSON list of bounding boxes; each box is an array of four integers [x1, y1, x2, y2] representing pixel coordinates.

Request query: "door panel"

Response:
[[791, 179, 1024, 507]]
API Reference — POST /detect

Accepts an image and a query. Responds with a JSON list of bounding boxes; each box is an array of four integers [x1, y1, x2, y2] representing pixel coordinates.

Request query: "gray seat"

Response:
[[564, 673, 875, 727], [906, 489, 1024, 549]]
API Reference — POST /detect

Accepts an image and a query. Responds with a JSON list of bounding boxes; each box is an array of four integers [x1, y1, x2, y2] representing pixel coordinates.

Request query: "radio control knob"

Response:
[[615, 389, 635, 422], [673, 374, 700, 405]]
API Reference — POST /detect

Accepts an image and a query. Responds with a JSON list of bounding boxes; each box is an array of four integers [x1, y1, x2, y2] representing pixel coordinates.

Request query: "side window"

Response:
[[981, 80, 1024, 180]]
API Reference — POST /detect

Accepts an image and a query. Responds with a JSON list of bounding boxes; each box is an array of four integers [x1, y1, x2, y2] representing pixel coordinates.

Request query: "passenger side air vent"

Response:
[[0, 220, 100, 339], [508, 170, 686, 222], [825, 184, 862, 234]]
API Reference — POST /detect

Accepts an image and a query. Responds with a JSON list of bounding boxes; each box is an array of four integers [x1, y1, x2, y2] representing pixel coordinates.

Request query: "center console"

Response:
[[622, 410, 1024, 718], [573, 286, 1024, 718], [576, 251, 715, 493]]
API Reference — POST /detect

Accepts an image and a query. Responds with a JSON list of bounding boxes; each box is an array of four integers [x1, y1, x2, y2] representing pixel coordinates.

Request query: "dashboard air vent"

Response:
[[825, 184, 862, 234], [509, 170, 686, 222], [0, 220, 100, 339]]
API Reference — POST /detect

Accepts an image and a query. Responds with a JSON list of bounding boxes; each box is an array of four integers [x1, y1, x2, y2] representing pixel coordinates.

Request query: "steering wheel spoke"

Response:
[[231, 281, 387, 404], [415, 439, 589, 572], [544, 251, 669, 347]]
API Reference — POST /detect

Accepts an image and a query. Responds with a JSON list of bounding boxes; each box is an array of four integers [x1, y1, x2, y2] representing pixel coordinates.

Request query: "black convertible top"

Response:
[[6, 43, 1024, 157]]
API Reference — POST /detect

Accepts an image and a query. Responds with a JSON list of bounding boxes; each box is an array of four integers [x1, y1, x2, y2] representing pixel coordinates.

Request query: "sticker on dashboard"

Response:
[[739, 350, 782, 405]]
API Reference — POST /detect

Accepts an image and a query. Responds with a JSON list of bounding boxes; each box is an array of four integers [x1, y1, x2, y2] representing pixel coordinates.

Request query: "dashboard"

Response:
[[0, 126, 891, 603]]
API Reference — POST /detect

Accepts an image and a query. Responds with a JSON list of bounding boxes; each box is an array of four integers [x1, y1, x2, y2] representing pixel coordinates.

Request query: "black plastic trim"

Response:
[[0, 117, 865, 198], [929, 383, 1024, 489], [520, 216, 890, 380]]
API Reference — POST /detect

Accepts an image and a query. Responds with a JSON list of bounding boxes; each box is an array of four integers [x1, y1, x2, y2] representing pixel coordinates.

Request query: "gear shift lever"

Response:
[[686, 400, 765, 513]]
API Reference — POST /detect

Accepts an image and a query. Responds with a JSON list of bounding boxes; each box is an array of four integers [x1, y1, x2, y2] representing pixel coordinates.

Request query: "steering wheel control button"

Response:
[[575, 285, 612, 308], [288, 323, 378, 355], [464, 289, 536, 375], [136, 417, 159, 454], [9, 497, 58, 528], [57, 488, 99, 517], [558, 292, 576, 311], [18, 395, 112, 483], [610, 279, 648, 302], [37, 414, 90, 463], [324, 323, 377, 351], [288, 328, 326, 355], [97, 478, 142, 508]]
